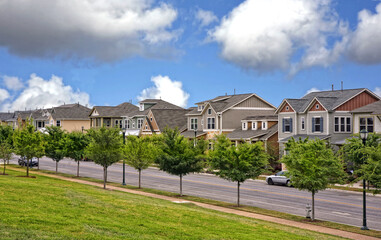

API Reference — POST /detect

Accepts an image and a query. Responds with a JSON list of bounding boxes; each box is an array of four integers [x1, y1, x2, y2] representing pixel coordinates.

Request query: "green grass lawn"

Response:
[[0, 170, 343, 240]]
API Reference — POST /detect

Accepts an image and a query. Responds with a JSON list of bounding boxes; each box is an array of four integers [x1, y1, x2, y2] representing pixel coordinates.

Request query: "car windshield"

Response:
[[276, 171, 288, 176]]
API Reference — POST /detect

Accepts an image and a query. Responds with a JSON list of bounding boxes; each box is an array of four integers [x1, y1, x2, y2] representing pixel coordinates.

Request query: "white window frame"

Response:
[[139, 104, 144, 111], [252, 121, 257, 130], [207, 117, 215, 129], [137, 119, 143, 129], [334, 117, 351, 133], [208, 108, 212, 115], [316, 104, 319, 110], [242, 122, 247, 130], [262, 121, 267, 130], [301, 117, 305, 130], [284, 118, 291, 132], [359, 117, 374, 133], [190, 118, 198, 130]]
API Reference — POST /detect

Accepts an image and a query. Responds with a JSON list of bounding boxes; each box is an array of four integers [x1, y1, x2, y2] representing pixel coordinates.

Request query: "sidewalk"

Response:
[[8, 167, 378, 240]]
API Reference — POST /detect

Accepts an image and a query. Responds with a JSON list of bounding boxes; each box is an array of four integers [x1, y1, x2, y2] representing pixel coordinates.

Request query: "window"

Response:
[[56, 120, 61, 127], [145, 125, 148, 130], [301, 117, 305, 130], [201, 119, 204, 126], [334, 117, 351, 133], [262, 121, 267, 130], [190, 118, 198, 130], [283, 118, 292, 132], [139, 104, 144, 111], [208, 108, 212, 115], [316, 104, 319, 110], [132, 121, 135, 128], [360, 117, 374, 133], [242, 122, 247, 130], [137, 119, 143, 129], [198, 105, 202, 111], [208, 143, 213, 150], [312, 117, 323, 133], [252, 121, 257, 130], [286, 106, 289, 111], [207, 117, 215, 129], [125, 120, 130, 129], [150, 117, 153, 121]]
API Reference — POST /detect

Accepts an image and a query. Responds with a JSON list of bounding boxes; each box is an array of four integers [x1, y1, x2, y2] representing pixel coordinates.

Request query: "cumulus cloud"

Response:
[[2, 76, 24, 91], [195, 9, 218, 27], [208, 0, 347, 74], [1, 74, 90, 111], [374, 87, 381, 97], [0, 89, 10, 103], [0, 0, 179, 61], [137, 75, 190, 108], [348, 3, 381, 64]]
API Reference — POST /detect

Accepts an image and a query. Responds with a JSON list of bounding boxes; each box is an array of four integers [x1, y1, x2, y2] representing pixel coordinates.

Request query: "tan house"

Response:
[[182, 93, 276, 140], [48, 104, 92, 132], [89, 102, 138, 129]]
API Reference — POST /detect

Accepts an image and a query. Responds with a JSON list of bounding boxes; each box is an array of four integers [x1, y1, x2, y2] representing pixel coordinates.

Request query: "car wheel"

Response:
[[286, 180, 291, 187], [268, 178, 274, 185]]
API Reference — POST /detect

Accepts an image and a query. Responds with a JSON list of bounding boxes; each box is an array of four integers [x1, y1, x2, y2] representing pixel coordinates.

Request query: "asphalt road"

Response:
[[10, 157, 381, 231]]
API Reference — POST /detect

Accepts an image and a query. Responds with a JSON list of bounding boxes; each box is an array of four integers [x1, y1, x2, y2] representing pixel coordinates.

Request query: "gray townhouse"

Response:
[[181, 93, 276, 140], [276, 88, 381, 155]]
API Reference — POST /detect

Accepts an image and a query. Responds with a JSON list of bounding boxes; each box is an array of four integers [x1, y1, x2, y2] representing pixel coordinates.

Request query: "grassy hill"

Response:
[[0, 170, 342, 240]]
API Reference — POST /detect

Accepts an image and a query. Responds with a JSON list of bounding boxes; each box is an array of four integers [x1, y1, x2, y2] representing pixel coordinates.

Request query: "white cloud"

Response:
[[137, 75, 190, 108], [196, 9, 218, 27], [0, 0, 179, 61], [208, 0, 347, 74], [1, 74, 90, 111], [2, 75, 24, 91], [374, 87, 381, 97], [0, 89, 10, 103], [348, 3, 381, 64], [303, 87, 331, 96]]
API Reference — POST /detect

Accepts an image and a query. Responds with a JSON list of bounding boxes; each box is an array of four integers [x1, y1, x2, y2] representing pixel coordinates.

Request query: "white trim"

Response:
[[262, 121, 268, 130], [303, 97, 328, 113], [275, 99, 296, 114], [242, 122, 247, 130], [301, 117, 305, 130], [252, 121, 257, 130], [231, 107, 275, 110], [333, 116, 352, 133]]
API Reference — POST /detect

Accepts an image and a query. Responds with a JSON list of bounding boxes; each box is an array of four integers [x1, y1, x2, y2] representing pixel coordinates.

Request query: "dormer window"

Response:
[[252, 121, 257, 130], [242, 122, 247, 130], [139, 104, 144, 111], [262, 121, 267, 130], [208, 109, 212, 115]]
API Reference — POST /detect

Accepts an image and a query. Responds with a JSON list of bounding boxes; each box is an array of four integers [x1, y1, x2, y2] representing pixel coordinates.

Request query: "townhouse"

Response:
[[276, 88, 381, 153], [181, 93, 276, 140], [351, 100, 381, 134]]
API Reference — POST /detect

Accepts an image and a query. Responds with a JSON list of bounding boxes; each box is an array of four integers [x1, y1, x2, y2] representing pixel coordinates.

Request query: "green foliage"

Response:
[[124, 135, 156, 171], [0, 142, 12, 174], [12, 119, 44, 176], [85, 127, 123, 188], [363, 145, 381, 191], [283, 138, 345, 193], [66, 131, 89, 162], [44, 126, 67, 162], [156, 128, 203, 177], [0, 125, 14, 146], [209, 135, 269, 184]]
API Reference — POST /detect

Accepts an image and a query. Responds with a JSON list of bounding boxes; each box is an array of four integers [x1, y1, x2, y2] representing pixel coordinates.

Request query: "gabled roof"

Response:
[[150, 109, 190, 132], [277, 88, 380, 113], [91, 102, 138, 117], [52, 104, 91, 120], [351, 100, 381, 115], [0, 112, 14, 121]]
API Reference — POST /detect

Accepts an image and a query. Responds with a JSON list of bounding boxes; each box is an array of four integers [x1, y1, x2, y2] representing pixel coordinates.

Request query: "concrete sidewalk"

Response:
[[8, 167, 379, 240]]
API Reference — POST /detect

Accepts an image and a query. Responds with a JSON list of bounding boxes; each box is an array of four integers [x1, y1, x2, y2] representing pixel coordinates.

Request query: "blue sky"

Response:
[[0, 0, 381, 111]]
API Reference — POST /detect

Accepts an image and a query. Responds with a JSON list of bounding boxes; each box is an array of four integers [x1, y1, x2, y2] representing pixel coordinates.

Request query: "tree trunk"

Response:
[[37, 158, 40, 170], [26, 158, 29, 177], [3, 160, 5, 175], [180, 174, 183, 196], [237, 182, 241, 207], [367, 180, 370, 190], [312, 191, 315, 221], [77, 161, 80, 177], [55, 161, 58, 173], [103, 166, 107, 189], [138, 168, 142, 189]]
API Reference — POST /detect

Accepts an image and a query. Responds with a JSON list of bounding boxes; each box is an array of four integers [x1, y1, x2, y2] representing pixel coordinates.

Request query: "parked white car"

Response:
[[266, 171, 291, 187]]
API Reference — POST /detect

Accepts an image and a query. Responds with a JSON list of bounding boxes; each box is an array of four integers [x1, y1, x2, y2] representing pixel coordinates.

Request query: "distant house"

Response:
[[182, 93, 276, 140], [0, 112, 14, 126], [89, 102, 138, 130], [351, 100, 381, 134], [276, 88, 381, 152], [122, 99, 185, 136], [49, 103, 92, 132]]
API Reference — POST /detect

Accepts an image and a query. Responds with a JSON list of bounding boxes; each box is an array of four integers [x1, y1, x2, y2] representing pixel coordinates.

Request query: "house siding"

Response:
[[278, 113, 295, 140], [234, 95, 273, 108], [336, 91, 379, 111], [309, 100, 327, 111], [280, 103, 294, 113], [223, 109, 274, 130]]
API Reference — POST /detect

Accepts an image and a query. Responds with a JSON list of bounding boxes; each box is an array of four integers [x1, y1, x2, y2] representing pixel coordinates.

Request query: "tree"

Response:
[[66, 131, 89, 177], [123, 135, 156, 188], [0, 125, 14, 165], [44, 126, 67, 173], [209, 135, 269, 207], [13, 119, 44, 177], [362, 145, 381, 192], [0, 142, 12, 175], [85, 127, 123, 189], [282, 138, 345, 221], [156, 128, 204, 196]]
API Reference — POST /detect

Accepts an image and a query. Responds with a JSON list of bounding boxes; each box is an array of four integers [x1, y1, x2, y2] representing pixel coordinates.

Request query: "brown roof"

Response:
[[351, 100, 381, 115], [150, 109, 190, 132]]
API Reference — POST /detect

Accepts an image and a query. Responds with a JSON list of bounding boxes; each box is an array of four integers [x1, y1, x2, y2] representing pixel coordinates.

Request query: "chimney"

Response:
[[341, 81, 343, 91], [234, 89, 236, 95], [225, 93, 227, 96], [332, 84, 334, 91]]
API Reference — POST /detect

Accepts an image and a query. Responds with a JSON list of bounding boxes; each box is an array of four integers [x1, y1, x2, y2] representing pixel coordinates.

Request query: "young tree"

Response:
[[0, 142, 12, 175], [123, 135, 156, 188], [156, 128, 204, 196], [44, 126, 67, 173], [209, 135, 269, 207], [0, 125, 14, 165], [85, 127, 123, 189], [66, 131, 89, 177], [282, 138, 345, 221], [13, 120, 44, 177]]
